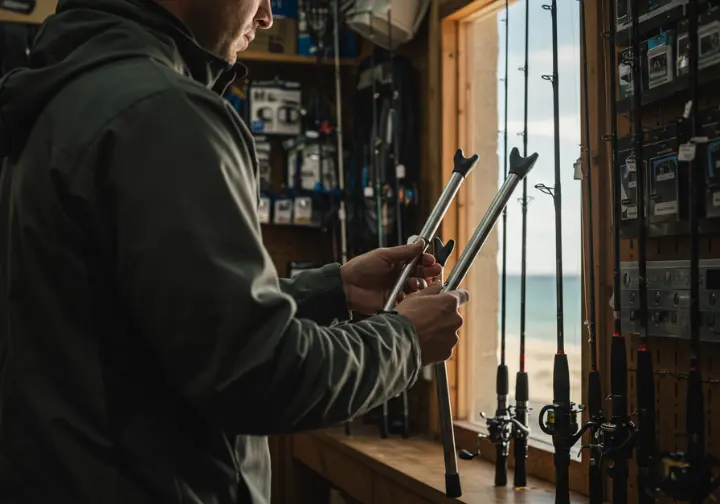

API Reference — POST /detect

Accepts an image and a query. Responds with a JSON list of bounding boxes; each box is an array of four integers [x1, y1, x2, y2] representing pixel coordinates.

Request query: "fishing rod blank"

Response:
[[578, 2, 603, 503], [478, 0, 513, 487], [456, 147, 539, 495], [536, 3, 584, 504], [597, 0, 634, 502], [628, 2, 657, 503], [512, 0, 531, 488], [333, 0, 348, 267], [381, 149, 477, 498]]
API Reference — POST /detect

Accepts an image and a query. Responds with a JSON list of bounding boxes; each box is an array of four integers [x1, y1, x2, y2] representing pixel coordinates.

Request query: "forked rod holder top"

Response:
[[383, 152, 479, 311], [444, 148, 539, 292], [453, 149, 479, 178]]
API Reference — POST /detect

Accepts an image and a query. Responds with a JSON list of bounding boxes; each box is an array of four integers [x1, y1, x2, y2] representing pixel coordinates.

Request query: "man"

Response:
[[0, 1, 469, 503]]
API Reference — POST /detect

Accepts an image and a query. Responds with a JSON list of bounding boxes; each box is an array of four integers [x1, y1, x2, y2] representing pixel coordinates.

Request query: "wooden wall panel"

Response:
[[593, 0, 720, 502]]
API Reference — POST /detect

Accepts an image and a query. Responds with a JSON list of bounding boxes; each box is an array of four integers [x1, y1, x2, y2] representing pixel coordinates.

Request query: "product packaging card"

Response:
[[647, 31, 675, 89], [250, 81, 302, 136]]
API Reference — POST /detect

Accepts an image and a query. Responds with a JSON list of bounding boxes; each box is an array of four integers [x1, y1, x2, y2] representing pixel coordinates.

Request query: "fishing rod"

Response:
[[512, 0, 531, 488], [336, 0, 352, 439], [375, 4, 410, 439], [369, 7, 391, 438], [596, 0, 635, 502], [476, 0, 514, 487], [449, 146, 538, 497], [333, 0, 348, 267], [386, 6, 411, 440], [536, 3, 585, 503], [627, 3, 657, 502], [656, 0, 720, 500], [381, 147, 478, 497], [577, 2, 604, 503]]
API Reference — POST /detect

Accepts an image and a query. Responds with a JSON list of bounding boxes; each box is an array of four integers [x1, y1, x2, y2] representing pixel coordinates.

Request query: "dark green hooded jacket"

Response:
[[0, 1, 422, 502]]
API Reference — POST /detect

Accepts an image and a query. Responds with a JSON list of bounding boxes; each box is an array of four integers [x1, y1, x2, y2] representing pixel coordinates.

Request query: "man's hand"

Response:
[[396, 283, 470, 365], [340, 241, 442, 315]]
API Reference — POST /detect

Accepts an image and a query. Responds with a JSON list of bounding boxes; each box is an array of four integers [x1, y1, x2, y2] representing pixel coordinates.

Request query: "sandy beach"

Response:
[[499, 337, 583, 405]]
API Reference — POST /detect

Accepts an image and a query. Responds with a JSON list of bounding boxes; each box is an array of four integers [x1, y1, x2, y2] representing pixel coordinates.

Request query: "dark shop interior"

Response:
[[1, 0, 719, 503]]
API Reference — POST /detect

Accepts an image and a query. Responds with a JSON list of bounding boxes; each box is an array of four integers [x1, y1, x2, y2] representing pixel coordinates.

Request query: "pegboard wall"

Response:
[[592, 0, 720, 502]]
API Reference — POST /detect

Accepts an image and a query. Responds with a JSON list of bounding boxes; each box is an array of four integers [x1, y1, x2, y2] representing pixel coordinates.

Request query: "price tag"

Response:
[[678, 143, 696, 162], [364, 186, 374, 197], [396, 164, 406, 179]]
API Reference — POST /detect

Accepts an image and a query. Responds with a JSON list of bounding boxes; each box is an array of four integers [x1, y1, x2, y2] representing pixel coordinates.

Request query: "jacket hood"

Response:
[[0, 0, 246, 158]]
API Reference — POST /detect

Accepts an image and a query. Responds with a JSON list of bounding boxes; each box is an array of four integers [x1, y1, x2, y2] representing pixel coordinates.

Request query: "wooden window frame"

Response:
[[430, 0, 610, 495]]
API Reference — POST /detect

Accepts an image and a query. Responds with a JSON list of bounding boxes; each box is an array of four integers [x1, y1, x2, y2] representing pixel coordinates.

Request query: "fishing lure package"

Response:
[[645, 123, 683, 229], [249, 80, 302, 136]]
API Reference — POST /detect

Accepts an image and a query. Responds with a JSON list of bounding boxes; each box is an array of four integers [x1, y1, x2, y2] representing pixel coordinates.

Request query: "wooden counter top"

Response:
[[292, 426, 587, 504]]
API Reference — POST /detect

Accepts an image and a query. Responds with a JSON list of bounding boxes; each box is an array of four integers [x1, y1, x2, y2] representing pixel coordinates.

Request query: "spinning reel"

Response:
[[656, 451, 720, 502]]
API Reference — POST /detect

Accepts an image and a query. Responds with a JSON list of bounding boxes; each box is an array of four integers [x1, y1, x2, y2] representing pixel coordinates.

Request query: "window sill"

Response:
[[292, 424, 586, 504]]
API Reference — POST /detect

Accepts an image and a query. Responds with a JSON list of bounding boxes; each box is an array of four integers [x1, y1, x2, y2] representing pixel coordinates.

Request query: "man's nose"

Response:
[[257, 0, 273, 29]]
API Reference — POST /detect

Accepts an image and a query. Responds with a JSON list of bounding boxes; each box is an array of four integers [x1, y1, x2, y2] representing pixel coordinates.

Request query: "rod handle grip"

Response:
[[495, 449, 508, 487], [513, 440, 528, 488], [554, 451, 571, 504], [445, 473, 462, 498], [589, 462, 604, 504]]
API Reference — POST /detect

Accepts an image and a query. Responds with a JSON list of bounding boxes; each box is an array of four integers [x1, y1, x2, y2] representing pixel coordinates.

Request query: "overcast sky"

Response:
[[494, 0, 583, 276]]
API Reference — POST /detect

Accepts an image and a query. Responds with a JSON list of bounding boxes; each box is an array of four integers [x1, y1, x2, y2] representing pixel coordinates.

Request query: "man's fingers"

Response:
[[414, 283, 443, 296], [446, 288, 470, 306], [380, 240, 425, 263], [405, 278, 428, 292], [414, 263, 442, 280], [421, 252, 437, 266]]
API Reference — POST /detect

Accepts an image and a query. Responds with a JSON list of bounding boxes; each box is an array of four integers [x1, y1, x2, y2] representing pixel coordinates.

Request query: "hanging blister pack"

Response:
[[254, 135, 273, 190], [249, 80, 302, 136], [259, 195, 272, 224], [698, 14, 720, 70], [647, 31, 675, 89], [618, 48, 634, 99], [273, 197, 294, 224], [287, 143, 338, 192], [292, 196, 317, 226], [619, 136, 641, 237], [702, 109, 720, 219], [677, 11, 720, 77], [646, 123, 682, 229], [616, 0, 629, 27]]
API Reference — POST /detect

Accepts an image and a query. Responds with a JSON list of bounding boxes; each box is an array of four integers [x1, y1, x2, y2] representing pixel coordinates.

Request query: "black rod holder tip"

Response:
[[445, 473, 462, 498], [433, 237, 455, 268], [452, 149, 479, 178], [508, 147, 539, 180]]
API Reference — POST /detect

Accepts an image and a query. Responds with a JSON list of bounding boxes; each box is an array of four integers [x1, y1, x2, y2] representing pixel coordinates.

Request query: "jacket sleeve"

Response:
[[99, 89, 421, 436], [277, 265, 351, 326]]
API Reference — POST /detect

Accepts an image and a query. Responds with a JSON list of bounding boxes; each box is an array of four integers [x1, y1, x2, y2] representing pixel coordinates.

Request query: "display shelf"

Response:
[[240, 52, 357, 66]]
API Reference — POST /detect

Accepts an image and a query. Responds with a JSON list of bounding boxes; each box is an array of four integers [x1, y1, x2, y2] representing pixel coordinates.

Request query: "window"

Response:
[[447, 0, 585, 454]]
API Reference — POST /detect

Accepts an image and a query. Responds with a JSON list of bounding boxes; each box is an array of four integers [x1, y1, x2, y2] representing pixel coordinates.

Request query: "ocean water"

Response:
[[498, 274, 583, 350]]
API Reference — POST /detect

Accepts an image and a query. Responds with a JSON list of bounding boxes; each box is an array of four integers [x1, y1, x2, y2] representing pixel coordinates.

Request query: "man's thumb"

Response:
[[381, 240, 425, 263]]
